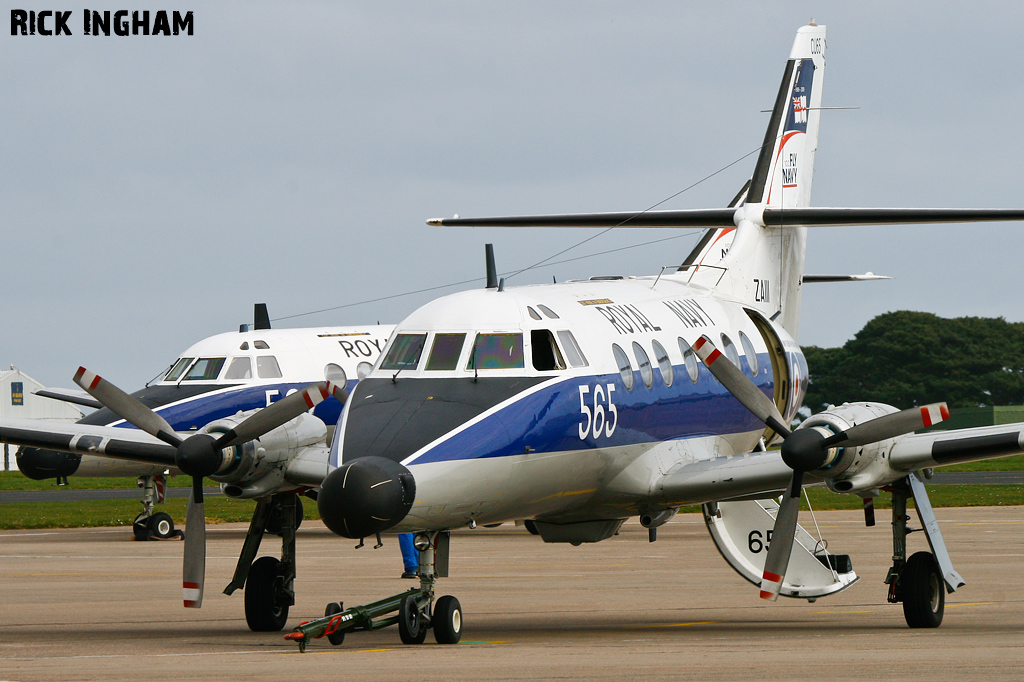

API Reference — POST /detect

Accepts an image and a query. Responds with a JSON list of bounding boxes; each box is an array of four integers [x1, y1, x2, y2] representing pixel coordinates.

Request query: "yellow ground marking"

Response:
[[627, 621, 718, 629], [945, 602, 994, 608]]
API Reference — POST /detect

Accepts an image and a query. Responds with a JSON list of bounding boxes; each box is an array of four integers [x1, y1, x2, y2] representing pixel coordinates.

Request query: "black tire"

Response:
[[398, 593, 427, 644], [132, 514, 151, 541], [432, 595, 463, 644], [324, 602, 346, 646], [245, 556, 289, 632], [523, 520, 540, 536], [147, 512, 175, 539], [901, 551, 945, 628]]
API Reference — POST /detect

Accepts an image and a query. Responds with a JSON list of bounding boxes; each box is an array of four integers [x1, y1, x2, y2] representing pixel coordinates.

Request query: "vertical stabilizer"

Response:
[[687, 24, 826, 338]]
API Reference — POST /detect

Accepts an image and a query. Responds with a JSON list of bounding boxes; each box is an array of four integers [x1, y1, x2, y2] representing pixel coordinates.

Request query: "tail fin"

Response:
[[686, 24, 826, 337], [746, 23, 826, 209]]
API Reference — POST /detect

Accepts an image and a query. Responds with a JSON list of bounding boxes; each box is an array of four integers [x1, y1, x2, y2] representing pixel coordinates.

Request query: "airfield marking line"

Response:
[[812, 610, 874, 614], [0, 532, 59, 537], [626, 621, 718, 629], [945, 602, 995, 608]]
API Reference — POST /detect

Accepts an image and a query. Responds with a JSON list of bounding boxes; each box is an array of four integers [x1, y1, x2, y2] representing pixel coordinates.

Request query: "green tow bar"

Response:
[[284, 587, 430, 652]]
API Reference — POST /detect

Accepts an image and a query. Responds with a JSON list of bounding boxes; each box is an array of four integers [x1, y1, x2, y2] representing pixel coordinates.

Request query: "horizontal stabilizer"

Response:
[[803, 273, 891, 283], [428, 207, 1024, 229], [34, 387, 102, 410]]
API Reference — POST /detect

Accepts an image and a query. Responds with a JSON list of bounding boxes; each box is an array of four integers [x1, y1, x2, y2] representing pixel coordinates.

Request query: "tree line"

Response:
[[801, 311, 1024, 413]]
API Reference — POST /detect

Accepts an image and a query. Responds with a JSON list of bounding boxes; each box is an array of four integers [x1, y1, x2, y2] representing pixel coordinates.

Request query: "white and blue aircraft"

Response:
[[285, 23, 1024, 649], [1, 305, 394, 630]]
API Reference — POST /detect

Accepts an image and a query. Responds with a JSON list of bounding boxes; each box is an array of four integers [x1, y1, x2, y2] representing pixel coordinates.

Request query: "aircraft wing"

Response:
[[0, 417, 177, 467], [656, 421, 1024, 506]]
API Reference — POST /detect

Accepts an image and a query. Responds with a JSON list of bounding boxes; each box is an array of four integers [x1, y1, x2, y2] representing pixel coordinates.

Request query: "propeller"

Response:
[[74, 367, 346, 607], [691, 335, 949, 600]]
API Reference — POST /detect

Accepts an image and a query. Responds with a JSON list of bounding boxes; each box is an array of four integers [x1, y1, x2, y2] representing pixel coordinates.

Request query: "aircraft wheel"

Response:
[[523, 520, 540, 536], [324, 602, 346, 646], [432, 595, 463, 644], [245, 556, 289, 632], [901, 551, 944, 628], [148, 512, 175, 539], [398, 593, 427, 644], [132, 514, 152, 541]]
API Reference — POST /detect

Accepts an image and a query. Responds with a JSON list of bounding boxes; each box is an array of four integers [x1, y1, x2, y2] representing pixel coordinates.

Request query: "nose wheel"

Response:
[[285, 531, 461, 651]]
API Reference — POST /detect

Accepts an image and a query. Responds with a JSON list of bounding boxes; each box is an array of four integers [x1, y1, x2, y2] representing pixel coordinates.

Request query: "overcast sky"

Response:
[[4, 1, 1024, 390]]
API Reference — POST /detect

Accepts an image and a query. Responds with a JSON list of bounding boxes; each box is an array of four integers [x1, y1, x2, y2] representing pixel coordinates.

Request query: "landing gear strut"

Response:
[[224, 493, 303, 631], [885, 474, 964, 628], [131, 475, 178, 540], [285, 531, 463, 651]]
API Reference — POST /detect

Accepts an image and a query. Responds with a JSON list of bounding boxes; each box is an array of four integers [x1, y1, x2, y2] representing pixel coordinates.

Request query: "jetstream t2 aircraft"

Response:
[[1, 306, 394, 630], [19, 306, 393, 541], [286, 23, 1024, 649]]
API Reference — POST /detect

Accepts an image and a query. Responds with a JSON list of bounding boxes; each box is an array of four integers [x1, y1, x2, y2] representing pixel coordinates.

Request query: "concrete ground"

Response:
[[1, 506, 1022, 682]]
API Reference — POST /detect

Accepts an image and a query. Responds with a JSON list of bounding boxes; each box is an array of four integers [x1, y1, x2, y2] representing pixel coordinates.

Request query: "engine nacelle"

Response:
[[797, 401, 904, 494], [199, 410, 327, 499]]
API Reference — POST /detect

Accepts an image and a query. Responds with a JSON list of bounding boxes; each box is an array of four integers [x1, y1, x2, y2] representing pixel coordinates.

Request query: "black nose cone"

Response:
[[318, 457, 416, 539], [16, 448, 81, 480]]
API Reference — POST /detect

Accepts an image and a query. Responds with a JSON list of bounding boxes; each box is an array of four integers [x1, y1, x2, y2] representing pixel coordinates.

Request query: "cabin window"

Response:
[[633, 342, 654, 389], [183, 357, 226, 381], [652, 339, 673, 387], [257, 356, 283, 379], [254, 340, 270, 350], [678, 338, 699, 383], [612, 343, 634, 391], [739, 331, 759, 376], [426, 333, 466, 371], [324, 363, 348, 385], [164, 357, 194, 382], [380, 334, 427, 371], [531, 330, 566, 371], [720, 333, 741, 368], [467, 333, 524, 370], [224, 357, 253, 380], [557, 330, 588, 368]]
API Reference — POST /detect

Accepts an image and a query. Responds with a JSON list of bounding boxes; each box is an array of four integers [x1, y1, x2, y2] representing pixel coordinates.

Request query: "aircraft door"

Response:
[[745, 309, 794, 445]]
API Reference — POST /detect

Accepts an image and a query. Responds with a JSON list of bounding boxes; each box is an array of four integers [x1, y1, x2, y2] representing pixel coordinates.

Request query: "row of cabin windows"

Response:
[[163, 354, 284, 382], [379, 330, 588, 373], [612, 331, 760, 391]]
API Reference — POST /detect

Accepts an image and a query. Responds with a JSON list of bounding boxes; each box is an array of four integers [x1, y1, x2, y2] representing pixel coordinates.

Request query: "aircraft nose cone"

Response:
[[318, 456, 416, 539], [16, 448, 81, 480]]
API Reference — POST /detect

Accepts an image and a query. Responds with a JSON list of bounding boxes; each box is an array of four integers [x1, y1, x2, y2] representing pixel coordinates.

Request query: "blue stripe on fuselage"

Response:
[[111, 380, 353, 432], [410, 355, 771, 464]]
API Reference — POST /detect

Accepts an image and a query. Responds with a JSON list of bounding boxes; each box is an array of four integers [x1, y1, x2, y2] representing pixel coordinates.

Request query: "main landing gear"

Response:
[[884, 474, 965, 628], [224, 493, 306, 631], [285, 531, 462, 652]]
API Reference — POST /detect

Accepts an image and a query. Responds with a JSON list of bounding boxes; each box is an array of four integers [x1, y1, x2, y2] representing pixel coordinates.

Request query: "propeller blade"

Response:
[[214, 382, 331, 449], [759, 471, 804, 601], [824, 403, 949, 449], [182, 477, 206, 608], [692, 335, 792, 437], [74, 367, 182, 447]]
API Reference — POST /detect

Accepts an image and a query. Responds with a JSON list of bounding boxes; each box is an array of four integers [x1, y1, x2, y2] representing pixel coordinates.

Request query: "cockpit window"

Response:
[[557, 330, 588, 368], [467, 333, 524, 370], [531, 330, 565, 371], [254, 340, 270, 350], [164, 357, 194, 382], [224, 357, 253, 380], [425, 333, 466, 371], [182, 357, 226, 381], [256, 355, 283, 379], [380, 334, 427, 371]]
